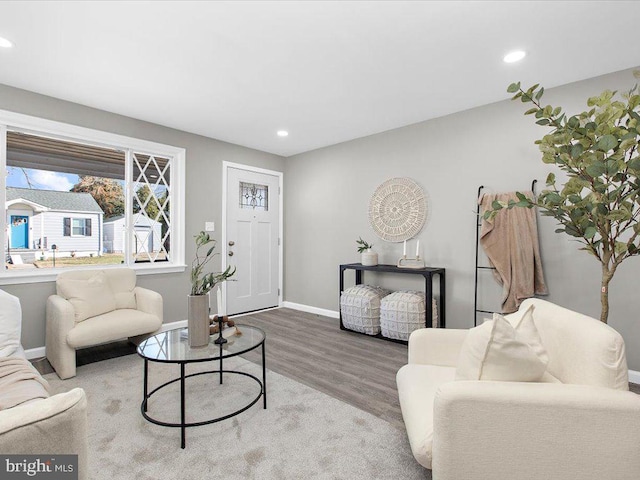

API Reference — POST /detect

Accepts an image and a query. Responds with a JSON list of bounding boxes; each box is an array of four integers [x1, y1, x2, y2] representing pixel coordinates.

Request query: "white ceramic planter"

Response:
[[361, 249, 378, 266]]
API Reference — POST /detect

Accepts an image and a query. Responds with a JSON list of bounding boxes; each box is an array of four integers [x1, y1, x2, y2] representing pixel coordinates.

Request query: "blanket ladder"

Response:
[[473, 180, 537, 325]]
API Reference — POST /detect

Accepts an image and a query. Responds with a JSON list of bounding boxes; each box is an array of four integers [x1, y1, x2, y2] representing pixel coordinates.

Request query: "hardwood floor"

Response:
[[238, 308, 408, 429], [33, 307, 640, 431]]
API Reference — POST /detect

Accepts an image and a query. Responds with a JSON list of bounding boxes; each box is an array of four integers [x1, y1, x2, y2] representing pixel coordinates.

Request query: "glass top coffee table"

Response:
[[137, 325, 266, 448]]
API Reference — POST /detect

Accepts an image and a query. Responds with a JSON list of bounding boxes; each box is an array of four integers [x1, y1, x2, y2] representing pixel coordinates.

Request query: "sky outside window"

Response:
[[7, 166, 80, 191]]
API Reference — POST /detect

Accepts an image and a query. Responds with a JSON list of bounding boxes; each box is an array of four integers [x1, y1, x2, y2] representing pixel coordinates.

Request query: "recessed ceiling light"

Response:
[[277, 130, 289, 137], [0, 36, 14, 49], [503, 50, 526, 63]]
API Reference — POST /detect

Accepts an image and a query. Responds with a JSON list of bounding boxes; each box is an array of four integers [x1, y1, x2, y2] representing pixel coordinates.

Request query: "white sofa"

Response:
[[0, 289, 88, 480], [46, 268, 162, 379], [396, 298, 640, 480]]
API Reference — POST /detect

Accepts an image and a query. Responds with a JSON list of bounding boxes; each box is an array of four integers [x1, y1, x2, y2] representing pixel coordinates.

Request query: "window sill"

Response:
[[0, 263, 187, 285]]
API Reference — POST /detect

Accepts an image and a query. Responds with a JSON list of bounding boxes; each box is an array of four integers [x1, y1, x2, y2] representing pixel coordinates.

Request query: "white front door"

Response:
[[225, 165, 281, 315]]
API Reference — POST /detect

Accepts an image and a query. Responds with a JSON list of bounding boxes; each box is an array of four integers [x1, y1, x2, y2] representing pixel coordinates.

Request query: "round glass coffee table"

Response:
[[137, 325, 266, 448]]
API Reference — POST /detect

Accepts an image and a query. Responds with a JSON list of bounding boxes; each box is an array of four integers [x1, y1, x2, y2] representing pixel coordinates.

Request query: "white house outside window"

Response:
[[0, 110, 186, 283]]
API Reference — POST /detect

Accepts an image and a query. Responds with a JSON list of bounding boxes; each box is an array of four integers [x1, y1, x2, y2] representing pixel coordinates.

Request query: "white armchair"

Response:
[[46, 268, 162, 379], [396, 298, 640, 480]]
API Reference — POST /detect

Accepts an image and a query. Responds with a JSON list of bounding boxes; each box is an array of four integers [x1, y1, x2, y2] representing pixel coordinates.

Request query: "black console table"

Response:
[[339, 263, 446, 343]]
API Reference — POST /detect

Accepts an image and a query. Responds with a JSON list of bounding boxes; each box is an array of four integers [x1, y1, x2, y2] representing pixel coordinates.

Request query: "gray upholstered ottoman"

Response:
[[340, 285, 390, 335], [380, 291, 438, 340]]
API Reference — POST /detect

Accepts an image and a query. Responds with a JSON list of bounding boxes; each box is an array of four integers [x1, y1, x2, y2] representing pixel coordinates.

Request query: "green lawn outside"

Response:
[[33, 254, 125, 268]]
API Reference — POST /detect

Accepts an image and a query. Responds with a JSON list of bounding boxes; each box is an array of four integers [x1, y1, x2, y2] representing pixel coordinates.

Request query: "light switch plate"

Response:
[[205, 221, 215, 232]]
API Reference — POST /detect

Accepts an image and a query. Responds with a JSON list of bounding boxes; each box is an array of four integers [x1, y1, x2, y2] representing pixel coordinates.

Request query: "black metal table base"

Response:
[[339, 263, 446, 344], [141, 352, 267, 448]]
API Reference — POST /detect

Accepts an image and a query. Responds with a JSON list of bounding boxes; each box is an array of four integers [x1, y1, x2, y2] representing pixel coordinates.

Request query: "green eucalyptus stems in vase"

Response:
[[356, 237, 373, 253], [191, 231, 236, 296], [357, 237, 378, 266], [188, 231, 236, 347], [487, 76, 640, 323]]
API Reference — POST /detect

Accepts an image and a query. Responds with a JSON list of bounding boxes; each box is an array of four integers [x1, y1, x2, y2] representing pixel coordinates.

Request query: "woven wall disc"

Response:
[[368, 177, 427, 242]]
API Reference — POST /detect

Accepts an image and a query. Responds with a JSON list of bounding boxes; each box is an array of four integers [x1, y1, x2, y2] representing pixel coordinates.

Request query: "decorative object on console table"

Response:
[[356, 237, 378, 266], [397, 239, 425, 269], [397, 257, 425, 269], [189, 231, 236, 347]]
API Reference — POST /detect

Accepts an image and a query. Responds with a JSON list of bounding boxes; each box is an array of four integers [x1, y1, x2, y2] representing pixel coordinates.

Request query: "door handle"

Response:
[[228, 241, 235, 246], [228, 251, 234, 256]]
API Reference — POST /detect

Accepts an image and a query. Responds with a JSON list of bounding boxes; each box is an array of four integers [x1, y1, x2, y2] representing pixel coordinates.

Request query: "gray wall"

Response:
[[284, 67, 640, 370], [4, 68, 640, 371], [0, 84, 285, 350]]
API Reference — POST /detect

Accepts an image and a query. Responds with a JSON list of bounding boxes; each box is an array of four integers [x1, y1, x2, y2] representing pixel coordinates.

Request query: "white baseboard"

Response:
[[24, 346, 46, 360], [160, 319, 187, 331], [629, 369, 640, 385], [282, 301, 339, 319], [229, 306, 282, 319]]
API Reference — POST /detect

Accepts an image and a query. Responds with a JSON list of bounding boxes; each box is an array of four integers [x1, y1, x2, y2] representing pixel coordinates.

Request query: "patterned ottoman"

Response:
[[340, 285, 390, 335], [380, 291, 439, 340]]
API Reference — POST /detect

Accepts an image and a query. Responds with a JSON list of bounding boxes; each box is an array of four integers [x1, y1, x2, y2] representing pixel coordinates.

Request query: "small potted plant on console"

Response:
[[357, 237, 378, 266]]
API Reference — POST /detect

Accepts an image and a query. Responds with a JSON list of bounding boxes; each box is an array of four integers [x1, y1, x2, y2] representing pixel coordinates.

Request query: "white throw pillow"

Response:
[[105, 268, 137, 310], [0, 289, 21, 357], [512, 304, 549, 365], [57, 271, 117, 322], [456, 305, 548, 382]]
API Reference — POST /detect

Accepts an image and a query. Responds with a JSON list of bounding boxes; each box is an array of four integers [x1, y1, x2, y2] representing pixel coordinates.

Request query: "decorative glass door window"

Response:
[[239, 182, 269, 211]]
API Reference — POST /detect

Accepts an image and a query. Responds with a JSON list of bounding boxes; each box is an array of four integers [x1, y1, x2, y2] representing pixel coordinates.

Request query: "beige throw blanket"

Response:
[[480, 191, 548, 313], [0, 357, 50, 410]]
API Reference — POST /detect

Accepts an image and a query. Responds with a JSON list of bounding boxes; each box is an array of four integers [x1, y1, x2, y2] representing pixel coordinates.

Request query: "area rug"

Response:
[[45, 354, 430, 479]]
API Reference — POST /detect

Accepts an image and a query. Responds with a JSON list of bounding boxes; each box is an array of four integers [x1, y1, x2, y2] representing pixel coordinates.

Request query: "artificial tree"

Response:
[[487, 76, 640, 323]]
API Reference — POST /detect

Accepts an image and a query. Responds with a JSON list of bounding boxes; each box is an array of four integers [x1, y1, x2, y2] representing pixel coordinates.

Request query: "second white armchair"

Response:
[[397, 299, 640, 480]]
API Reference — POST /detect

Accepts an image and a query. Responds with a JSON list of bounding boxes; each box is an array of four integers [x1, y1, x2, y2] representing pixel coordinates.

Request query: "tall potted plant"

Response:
[[188, 231, 235, 346], [487, 76, 640, 323]]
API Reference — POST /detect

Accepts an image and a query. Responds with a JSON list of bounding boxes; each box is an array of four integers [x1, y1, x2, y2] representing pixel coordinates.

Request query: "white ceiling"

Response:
[[1, 1, 640, 157]]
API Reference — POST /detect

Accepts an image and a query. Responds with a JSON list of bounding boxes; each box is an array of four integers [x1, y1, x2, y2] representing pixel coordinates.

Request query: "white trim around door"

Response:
[[221, 161, 283, 315]]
